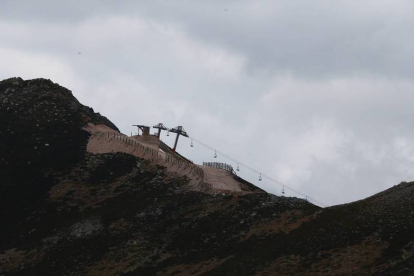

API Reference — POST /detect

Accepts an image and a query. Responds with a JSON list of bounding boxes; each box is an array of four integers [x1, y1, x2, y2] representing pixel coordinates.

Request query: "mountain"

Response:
[[0, 78, 413, 276]]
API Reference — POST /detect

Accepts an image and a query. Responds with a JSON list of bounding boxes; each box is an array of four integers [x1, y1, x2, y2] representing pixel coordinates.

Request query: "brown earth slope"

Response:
[[0, 78, 413, 276]]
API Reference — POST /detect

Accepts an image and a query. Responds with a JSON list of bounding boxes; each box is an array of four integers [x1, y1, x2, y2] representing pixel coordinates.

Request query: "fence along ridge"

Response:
[[202, 162, 234, 174], [91, 131, 204, 181]]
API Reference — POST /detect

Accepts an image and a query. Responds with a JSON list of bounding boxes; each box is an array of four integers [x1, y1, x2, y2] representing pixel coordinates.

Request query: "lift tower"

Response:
[[132, 125, 150, 136], [169, 126, 188, 152], [153, 123, 169, 139]]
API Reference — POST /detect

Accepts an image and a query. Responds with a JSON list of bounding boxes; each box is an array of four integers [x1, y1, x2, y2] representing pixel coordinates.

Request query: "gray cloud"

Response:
[[2, 1, 414, 205]]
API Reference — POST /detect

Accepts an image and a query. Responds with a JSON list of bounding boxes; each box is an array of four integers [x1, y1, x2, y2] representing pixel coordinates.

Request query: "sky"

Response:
[[2, 0, 414, 206]]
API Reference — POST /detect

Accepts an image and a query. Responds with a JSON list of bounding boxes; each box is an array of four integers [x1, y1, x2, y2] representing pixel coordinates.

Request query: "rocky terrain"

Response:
[[0, 78, 413, 276]]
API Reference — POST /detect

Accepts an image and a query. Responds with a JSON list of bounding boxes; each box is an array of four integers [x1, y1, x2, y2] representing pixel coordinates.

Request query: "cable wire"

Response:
[[189, 136, 327, 207]]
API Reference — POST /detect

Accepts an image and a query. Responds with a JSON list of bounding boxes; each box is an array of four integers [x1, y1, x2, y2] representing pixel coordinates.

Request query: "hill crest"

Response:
[[0, 78, 413, 276]]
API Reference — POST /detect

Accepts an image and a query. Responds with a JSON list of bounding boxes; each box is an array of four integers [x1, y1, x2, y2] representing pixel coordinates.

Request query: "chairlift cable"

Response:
[[189, 135, 326, 207]]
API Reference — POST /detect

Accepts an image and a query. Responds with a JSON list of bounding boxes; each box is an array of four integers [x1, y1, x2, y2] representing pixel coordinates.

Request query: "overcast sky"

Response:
[[2, 0, 414, 206]]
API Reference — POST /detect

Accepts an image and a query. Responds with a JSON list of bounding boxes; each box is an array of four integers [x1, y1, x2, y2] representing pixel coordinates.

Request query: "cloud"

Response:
[[0, 47, 76, 85], [2, 1, 414, 205]]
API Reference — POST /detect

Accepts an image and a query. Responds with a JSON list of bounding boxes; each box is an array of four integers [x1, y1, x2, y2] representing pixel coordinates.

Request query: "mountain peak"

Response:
[[1, 77, 413, 276]]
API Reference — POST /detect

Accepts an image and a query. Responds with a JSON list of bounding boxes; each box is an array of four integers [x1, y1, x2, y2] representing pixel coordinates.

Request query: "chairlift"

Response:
[[259, 173, 262, 181], [236, 163, 240, 171], [191, 139, 194, 147], [282, 186, 285, 195], [167, 131, 170, 137], [214, 150, 217, 158]]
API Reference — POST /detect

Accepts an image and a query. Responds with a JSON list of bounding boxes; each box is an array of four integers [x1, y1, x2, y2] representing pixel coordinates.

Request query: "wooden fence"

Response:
[[90, 132, 204, 181], [202, 162, 234, 174]]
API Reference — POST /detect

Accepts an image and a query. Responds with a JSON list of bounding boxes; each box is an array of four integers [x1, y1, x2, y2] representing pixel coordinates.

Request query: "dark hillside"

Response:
[[0, 78, 118, 245], [0, 78, 413, 276], [207, 181, 414, 275]]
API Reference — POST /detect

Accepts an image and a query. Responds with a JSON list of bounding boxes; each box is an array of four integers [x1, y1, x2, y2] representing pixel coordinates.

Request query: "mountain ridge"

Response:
[[0, 77, 413, 276]]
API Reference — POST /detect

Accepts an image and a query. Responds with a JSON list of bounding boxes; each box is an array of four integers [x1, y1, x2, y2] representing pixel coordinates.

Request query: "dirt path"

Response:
[[201, 166, 243, 192], [84, 124, 246, 193]]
